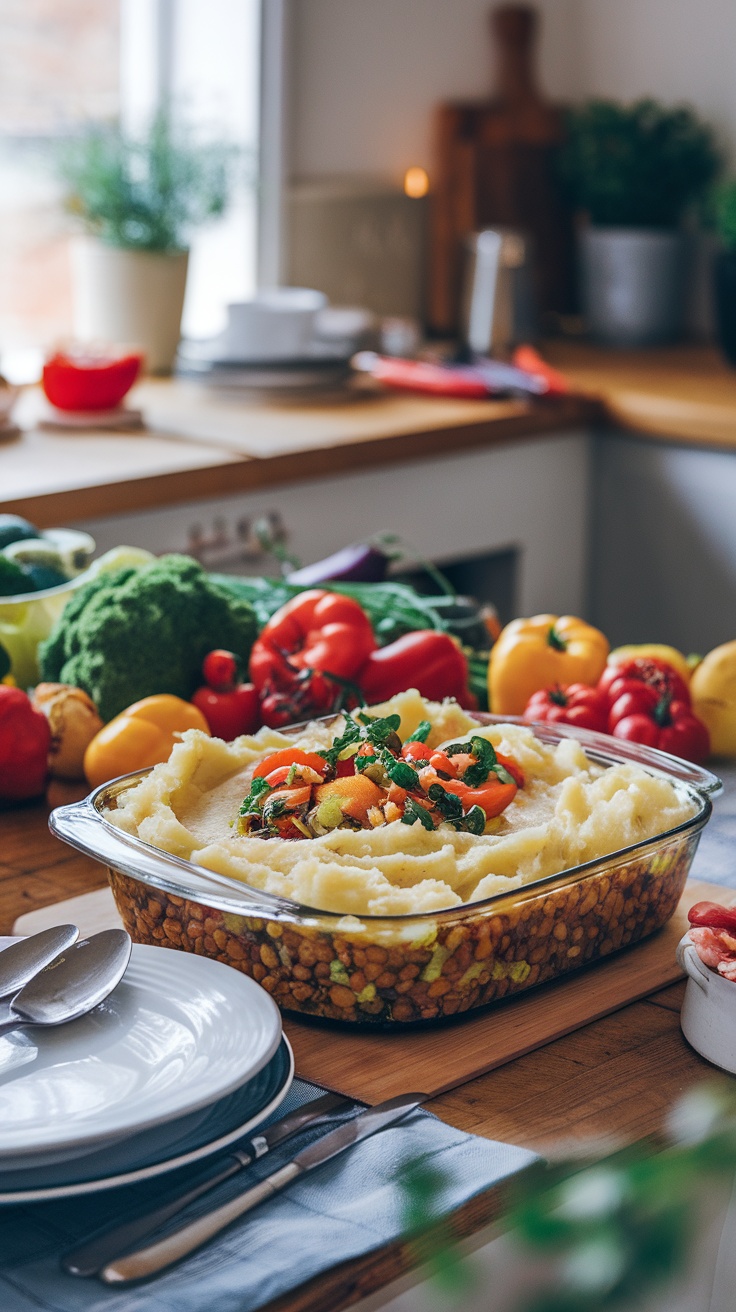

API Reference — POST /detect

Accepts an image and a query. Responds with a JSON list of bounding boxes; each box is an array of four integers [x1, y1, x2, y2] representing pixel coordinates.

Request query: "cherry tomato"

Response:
[[524, 683, 609, 734], [202, 649, 239, 691]]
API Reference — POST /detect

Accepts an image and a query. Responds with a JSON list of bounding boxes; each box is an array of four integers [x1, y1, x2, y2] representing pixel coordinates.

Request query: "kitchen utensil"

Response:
[[461, 228, 537, 356], [0, 925, 79, 999], [49, 721, 720, 1029], [101, 1092, 424, 1283], [64, 1090, 353, 1276], [677, 931, 736, 1074], [0, 940, 282, 1169], [0, 1037, 293, 1203], [0, 928, 130, 1040], [430, 3, 574, 333]]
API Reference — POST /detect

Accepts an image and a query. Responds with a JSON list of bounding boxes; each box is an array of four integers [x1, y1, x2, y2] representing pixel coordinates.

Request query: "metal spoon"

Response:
[[0, 925, 80, 1000], [0, 930, 132, 1040]]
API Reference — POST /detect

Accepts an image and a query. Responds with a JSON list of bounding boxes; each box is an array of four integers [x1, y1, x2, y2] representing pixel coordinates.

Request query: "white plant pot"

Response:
[[579, 226, 688, 347], [70, 238, 189, 374]]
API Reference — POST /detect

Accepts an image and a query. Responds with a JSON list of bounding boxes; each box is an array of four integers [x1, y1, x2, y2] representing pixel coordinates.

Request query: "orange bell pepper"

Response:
[[84, 694, 209, 788], [489, 614, 609, 716]]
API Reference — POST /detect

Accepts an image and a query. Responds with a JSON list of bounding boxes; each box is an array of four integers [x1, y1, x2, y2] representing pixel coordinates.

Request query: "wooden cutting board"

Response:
[[15, 879, 725, 1105], [283, 879, 724, 1104]]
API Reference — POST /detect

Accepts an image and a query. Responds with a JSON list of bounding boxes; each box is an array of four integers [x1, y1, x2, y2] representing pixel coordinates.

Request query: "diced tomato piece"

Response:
[[429, 751, 458, 776], [253, 748, 327, 779], [401, 741, 432, 763], [315, 775, 385, 824]]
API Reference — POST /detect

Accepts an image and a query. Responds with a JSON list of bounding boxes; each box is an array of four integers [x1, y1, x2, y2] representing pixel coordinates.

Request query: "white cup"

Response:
[[221, 288, 327, 361]]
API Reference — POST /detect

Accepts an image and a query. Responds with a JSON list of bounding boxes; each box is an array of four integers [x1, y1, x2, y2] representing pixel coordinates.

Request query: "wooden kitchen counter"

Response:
[[545, 339, 736, 449], [4, 342, 736, 529], [0, 384, 591, 528]]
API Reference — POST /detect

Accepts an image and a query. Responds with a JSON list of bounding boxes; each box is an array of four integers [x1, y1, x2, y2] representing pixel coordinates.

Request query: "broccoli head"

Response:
[[39, 555, 257, 721]]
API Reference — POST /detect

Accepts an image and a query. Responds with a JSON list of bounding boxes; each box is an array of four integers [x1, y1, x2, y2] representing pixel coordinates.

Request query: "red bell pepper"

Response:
[[0, 686, 51, 801], [358, 631, 470, 705], [524, 682, 609, 733], [42, 350, 143, 412], [191, 649, 261, 740], [249, 590, 376, 727]]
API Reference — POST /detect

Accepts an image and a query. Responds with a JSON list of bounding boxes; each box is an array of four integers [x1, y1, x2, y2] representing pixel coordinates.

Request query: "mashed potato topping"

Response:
[[107, 690, 696, 917]]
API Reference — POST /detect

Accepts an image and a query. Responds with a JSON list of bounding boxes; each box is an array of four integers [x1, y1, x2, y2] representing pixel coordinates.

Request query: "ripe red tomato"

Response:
[[191, 684, 261, 740], [524, 682, 609, 733], [202, 649, 239, 692], [42, 351, 143, 411]]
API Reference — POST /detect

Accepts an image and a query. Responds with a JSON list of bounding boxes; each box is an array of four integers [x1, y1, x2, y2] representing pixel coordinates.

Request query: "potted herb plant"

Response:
[[714, 181, 736, 366], [62, 115, 235, 373], [561, 99, 720, 346]]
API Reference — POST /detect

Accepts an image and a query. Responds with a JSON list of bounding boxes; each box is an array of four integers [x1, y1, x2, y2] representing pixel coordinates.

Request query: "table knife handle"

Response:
[[63, 1155, 245, 1277], [101, 1162, 302, 1284]]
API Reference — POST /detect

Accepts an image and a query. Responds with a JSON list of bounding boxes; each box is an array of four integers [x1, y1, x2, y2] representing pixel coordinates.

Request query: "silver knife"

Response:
[[100, 1092, 425, 1285], [63, 1091, 353, 1278]]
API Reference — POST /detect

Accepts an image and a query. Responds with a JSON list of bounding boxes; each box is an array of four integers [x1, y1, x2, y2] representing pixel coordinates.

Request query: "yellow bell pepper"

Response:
[[84, 694, 210, 788], [489, 614, 609, 716], [690, 640, 736, 757], [608, 643, 692, 685]]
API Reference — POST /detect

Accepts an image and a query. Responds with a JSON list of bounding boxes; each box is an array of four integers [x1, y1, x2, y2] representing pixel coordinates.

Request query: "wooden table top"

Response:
[[2, 783, 718, 1312]]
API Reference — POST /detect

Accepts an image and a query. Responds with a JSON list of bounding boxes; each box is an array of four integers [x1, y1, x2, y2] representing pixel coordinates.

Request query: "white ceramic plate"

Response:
[[0, 1037, 294, 1203], [0, 939, 281, 1169]]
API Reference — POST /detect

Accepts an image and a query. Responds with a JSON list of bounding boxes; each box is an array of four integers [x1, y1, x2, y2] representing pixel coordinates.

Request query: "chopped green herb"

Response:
[[405, 719, 432, 744], [401, 797, 435, 830], [238, 775, 271, 815], [462, 736, 498, 787], [380, 749, 420, 791], [491, 762, 516, 786], [457, 805, 486, 835], [263, 795, 290, 823], [285, 763, 297, 785], [317, 716, 363, 770], [426, 783, 463, 820]]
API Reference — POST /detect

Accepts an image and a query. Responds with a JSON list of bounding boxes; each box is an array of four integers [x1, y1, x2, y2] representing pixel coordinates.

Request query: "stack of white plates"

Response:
[[0, 939, 292, 1203]]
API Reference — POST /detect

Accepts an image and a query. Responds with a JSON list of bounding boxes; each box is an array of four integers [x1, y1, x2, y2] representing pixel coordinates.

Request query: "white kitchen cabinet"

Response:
[[74, 429, 591, 619]]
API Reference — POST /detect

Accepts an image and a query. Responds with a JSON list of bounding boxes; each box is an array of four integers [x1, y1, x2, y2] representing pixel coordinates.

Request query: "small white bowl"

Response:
[[677, 933, 736, 1074]]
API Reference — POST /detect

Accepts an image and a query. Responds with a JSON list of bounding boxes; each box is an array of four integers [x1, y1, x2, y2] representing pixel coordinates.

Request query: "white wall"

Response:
[[289, 0, 736, 180]]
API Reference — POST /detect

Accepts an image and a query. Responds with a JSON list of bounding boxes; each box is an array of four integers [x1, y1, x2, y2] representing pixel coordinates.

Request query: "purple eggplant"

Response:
[[286, 542, 390, 586]]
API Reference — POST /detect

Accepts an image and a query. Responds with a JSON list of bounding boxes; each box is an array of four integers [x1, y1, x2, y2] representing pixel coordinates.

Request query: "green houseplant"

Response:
[[62, 115, 236, 373], [561, 100, 720, 345], [713, 181, 736, 366]]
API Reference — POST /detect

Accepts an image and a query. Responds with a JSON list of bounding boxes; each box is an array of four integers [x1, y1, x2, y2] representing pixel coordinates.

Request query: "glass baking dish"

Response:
[[50, 720, 722, 1026]]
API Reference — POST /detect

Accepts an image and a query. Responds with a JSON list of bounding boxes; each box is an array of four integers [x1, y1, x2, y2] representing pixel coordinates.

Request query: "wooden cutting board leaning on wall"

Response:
[[429, 3, 575, 335]]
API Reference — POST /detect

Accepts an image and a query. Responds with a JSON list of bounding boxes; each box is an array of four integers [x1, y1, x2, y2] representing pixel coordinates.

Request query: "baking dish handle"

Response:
[[48, 797, 305, 925]]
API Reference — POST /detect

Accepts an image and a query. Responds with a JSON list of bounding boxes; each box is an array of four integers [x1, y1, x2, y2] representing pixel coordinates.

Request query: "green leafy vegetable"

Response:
[[462, 736, 498, 787], [456, 805, 486, 835], [401, 798, 435, 831], [379, 749, 419, 791], [426, 783, 463, 820], [405, 719, 432, 744], [238, 775, 271, 816]]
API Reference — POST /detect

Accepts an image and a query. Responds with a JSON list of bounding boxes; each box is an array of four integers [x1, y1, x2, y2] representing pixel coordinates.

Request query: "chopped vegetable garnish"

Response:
[[239, 719, 522, 840], [405, 719, 432, 744]]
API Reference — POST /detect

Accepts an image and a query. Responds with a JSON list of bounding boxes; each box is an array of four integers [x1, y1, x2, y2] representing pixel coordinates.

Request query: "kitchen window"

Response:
[[0, 0, 262, 359]]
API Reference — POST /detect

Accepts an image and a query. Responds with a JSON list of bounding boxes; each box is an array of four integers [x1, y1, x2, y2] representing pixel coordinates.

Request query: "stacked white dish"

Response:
[[0, 938, 292, 1202]]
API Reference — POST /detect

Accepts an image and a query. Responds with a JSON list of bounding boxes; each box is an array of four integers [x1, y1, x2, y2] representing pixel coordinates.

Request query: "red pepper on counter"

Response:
[[42, 350, 143, 412], [191, 650, 261, 740], [0, 686, 51, 801], [358, 630, 471, 706], [249, 590, 376, 727], [523, 682, 609, 733]]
